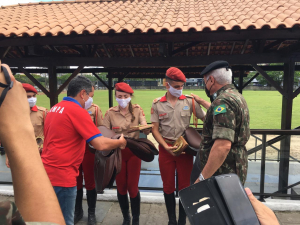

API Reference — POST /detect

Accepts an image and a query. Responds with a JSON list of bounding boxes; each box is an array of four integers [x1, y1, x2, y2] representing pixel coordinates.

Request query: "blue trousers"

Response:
[[54, 186, 77, 225]]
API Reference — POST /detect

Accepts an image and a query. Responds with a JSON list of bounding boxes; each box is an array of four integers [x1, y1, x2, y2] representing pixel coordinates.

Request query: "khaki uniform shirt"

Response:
[[30, 105, 47, 138], [151, 94, 206, 140], [103, 104, 147, 139], [87, 103, 103, 126]]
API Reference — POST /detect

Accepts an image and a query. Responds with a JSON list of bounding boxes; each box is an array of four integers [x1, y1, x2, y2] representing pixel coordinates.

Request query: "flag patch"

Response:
[[214, 104, 226, 115]]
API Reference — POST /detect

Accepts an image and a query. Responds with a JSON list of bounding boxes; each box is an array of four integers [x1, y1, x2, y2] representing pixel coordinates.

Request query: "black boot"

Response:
[[178, 200, 186, 225], [130, 192, 140, 225], [74, 188, 84, 224], [87, 189, 97, 225], [164, 192, 177, 225], [117, 191, 131, 225]]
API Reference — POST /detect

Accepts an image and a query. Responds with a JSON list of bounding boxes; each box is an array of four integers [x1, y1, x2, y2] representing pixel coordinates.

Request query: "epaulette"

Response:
[[153, 97, 161, 104], [109, 106, 119, 112], [133, 104, 141, 108], [185, 94, 194, 98], [37, 106, 47, 111]]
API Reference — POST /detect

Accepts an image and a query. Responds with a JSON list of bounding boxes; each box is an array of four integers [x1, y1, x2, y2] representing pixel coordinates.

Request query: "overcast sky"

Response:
[[0, 0, 60, 6]]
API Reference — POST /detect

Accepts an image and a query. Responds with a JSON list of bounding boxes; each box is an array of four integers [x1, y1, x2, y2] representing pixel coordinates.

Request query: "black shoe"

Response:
[[74, 188, 84, 224], [178, 200, 186, 225], [164, 192, 177, 225], [87, 189, 97, 225], [117, 191, 131, 225], [130, 192, 140, 225]]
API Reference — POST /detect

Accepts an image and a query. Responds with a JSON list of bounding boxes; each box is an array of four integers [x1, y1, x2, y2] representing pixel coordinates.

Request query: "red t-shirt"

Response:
[[42, 97, 102, 187]]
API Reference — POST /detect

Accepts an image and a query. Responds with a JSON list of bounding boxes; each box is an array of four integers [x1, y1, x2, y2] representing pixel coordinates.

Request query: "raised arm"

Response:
[[0, 64, 65, 224]]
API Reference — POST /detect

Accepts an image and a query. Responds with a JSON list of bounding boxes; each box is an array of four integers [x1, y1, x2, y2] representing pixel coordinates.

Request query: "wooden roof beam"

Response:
[[242, 72, 259, 89], [129, 45, 135, 57], [280, 40, 300, 56], [18, 66, 50, 97], [3, 52, 289, 67], [148, 44, 152, 57], [93, 72, 109, 89], [15, 46, 24, 57], [102, 43, 111, 58], [251, 64, 285, 97], [207, 43, 211, 56], [241, 39, 249, 54], [171, 42, 201, 56], [1, 29, 300, 47], [264, 39, 285, 52], [0, 46, 11, 59], [56, 65, 84, 95], [230, 42, 235, 55]]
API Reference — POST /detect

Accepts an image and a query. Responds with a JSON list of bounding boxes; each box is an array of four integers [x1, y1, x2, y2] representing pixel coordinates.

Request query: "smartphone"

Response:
[[215, 174, 260, 225]]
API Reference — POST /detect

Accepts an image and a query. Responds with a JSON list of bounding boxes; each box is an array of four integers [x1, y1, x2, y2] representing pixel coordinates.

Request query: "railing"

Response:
[[247, 129, 300, 200], [1, 129, 300, 201]]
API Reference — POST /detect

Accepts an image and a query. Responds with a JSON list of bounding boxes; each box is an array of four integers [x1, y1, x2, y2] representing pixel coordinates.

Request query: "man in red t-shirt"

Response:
[[42, 76, 126, 225]]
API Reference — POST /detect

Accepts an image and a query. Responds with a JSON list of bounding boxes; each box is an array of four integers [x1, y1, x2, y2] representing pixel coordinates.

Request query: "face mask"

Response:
[[204, 77, 215, 102], [84, 97, 93, 110], [168, 83, 183, 98], [116, 97, 131, 108], [28, 97, 37, 108]]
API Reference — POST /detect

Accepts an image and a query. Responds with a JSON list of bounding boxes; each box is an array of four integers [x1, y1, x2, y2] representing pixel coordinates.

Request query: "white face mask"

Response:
[[84, 97, 93, 110], [168, 83, 183, 98], [28, 97, 37, 108], [116, 97, 131, 108]]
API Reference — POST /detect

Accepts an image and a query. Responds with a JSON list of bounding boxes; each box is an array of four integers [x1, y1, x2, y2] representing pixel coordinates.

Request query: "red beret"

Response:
[[22, 83, 37, 94], [115, 82, 134, 94], [166, 67, 186, 82]]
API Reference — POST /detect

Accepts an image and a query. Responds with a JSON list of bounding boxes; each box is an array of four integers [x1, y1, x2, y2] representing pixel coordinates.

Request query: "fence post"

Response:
[[259, 134, 267, 200]]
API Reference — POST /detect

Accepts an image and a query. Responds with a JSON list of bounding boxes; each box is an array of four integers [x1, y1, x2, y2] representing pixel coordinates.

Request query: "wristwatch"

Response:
[[199, 173, 205, 182]]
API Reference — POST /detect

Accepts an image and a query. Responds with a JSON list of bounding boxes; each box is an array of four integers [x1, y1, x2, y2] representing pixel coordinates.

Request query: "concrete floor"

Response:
[[1, 195, 299, 225]]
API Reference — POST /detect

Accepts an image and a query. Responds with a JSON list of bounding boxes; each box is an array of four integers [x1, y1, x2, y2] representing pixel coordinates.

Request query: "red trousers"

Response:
[[77, 146, 95, 190], [159, 144, 193, 194], [116, 147, 141, 198]]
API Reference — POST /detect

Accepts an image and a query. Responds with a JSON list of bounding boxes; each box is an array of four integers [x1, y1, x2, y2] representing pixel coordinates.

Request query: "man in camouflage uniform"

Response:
[[191, 61, 250, 185]]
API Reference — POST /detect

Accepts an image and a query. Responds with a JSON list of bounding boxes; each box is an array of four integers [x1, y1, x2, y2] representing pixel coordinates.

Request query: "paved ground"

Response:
[[1, 195, 300, 225]]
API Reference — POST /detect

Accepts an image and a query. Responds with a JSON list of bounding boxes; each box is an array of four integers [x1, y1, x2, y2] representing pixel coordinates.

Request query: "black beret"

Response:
[[200, 60, 230, 76]]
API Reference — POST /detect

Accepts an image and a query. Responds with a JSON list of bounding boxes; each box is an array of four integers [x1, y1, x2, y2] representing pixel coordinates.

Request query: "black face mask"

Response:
[[204, 78, 215, 103]]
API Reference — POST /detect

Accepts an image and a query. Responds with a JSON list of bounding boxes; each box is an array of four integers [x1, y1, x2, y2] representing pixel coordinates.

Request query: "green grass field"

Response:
[[36, 89, 300, 129]]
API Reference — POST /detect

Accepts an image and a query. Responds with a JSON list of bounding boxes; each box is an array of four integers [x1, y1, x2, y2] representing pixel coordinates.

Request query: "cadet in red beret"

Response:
[[103, 82, 149, 225], [6, 83, 48, 167], [151, 67, 206, 225]]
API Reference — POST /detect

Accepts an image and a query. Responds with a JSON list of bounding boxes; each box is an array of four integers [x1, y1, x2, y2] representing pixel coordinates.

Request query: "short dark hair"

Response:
[[67, 75, 93, 97]]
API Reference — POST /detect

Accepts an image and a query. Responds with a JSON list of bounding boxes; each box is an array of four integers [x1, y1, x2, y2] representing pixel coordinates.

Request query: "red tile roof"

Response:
[[0, 0, 300, 37]]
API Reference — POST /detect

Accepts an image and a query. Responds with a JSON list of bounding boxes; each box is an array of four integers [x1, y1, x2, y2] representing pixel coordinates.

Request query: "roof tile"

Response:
[[0, 0, 299, 37]]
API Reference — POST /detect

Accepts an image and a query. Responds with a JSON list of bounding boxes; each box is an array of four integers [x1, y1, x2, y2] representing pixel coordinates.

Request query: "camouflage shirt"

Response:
[[199, 84, 250, 184], [0, 201, 58, 225]]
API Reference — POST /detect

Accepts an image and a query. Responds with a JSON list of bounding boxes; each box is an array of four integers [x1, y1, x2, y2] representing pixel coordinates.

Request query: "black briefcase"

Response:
[[179, 174, 260, 225]]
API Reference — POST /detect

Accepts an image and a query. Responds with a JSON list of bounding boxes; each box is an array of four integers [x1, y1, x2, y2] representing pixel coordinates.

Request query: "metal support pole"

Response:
[[108, 75, 113, 108], [259, 134, 267, 200], [48, 66, 58, 107], [279, 59, 295, 193], [238, 69, 244, 94]]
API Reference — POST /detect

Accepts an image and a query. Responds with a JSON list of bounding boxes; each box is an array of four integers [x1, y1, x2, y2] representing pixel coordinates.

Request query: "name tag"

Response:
[[88, 111, 92, 114], [159, 113, 167, 117], [183, 106, 189, 110]]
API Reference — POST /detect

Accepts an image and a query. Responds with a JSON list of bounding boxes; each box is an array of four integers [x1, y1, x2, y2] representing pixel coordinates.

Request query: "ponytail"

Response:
[[128, 102, 135, 122]]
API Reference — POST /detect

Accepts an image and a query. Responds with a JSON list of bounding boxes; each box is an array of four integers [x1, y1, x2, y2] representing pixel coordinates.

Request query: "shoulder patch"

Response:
[[133, 104, 141, 108], [109, 106, 119, 112], [213, 104, 227, 115], [153, 97, 161, 104], [37, 106, 47, 111]]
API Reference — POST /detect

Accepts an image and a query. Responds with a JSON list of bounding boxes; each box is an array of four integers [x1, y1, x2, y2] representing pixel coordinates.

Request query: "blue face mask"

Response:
[[168, 83, 182, 98]]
